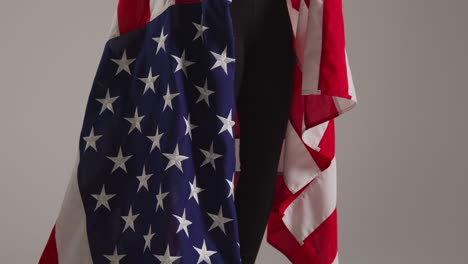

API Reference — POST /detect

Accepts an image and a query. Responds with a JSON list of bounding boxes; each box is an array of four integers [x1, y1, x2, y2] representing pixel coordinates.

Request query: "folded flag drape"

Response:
[[264, 0, 357, 263]]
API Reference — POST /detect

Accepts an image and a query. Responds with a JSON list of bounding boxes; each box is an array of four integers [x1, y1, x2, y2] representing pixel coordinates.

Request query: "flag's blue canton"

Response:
[[77, 1, 240, 263]]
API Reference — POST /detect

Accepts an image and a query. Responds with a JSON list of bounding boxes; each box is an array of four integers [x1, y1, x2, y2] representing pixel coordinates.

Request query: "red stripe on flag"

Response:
[[301, 209, 338, 264], [267, 212, 338, 264], [117, 0, 151, 35], [291, 0, 301, 10], [234, 109, 240, 138], [117, 0, 204, 35], [303, 93, 339, 130], [317, 0, 350, 99], [38, 226, 59, 264]]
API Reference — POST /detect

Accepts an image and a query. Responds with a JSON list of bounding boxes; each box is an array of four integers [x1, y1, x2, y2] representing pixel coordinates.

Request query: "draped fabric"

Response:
[[38, 0, 357, 263], [265, 0, 357, 263], [40, 1, 242, 263]]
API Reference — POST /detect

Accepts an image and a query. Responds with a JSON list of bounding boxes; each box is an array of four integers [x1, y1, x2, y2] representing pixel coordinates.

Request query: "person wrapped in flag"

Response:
[[39, 0, 357, 263]]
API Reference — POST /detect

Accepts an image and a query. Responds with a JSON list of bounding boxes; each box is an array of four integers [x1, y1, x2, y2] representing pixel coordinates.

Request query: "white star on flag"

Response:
[[124, 107, 145, 134], [91, 185, 116, 211], [96, 89, 119, 115], [147, 126, 164, 153], [136, 166, 153, 192], [171, 49, 195, 77], [153, 27, 168, 55], [200, 141, 223, 170], [184, 113, 199, 139], [217, 109, 235, 137], [106, 147, 133, 173], [143, 225, 155, 252], [192, 16, 209, 42], [210, 46, 235, 74], [103, 246, 126, 264], [207, 206, 233, 234], [226, 178, 235, 200], [121, 205, 140, 232], [154, 245, 182, 264], [155, 184, 169, 212], [194, 78, 214, 107], [173, 208, 193, 237], [163, 84, 180, 111], [193, 240, 217, 264], [188, 176, 205, 204], [162, 143, 189, 172], [83, 127, 102, 152], [138, 67, 159, 94], [111, 49, 136, 76]]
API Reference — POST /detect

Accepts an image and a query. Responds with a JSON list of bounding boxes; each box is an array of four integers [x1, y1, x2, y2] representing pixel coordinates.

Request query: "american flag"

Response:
[[264, 0, 357, 263], [39, 0, 357, 263], [39, 0, 242, 263]]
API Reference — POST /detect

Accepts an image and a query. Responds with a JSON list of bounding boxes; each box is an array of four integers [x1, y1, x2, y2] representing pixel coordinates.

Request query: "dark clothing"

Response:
[[229, 0, 295, 262]]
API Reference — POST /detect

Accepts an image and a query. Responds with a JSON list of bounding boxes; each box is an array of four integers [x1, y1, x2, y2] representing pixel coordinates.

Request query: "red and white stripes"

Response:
[[265, 0, 357, 263]]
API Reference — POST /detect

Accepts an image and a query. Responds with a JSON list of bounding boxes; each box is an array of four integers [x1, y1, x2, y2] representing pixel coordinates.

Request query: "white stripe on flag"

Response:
[[301, 0, 324, 95], [283, 120, 322, 193], [108, 8, 120, 39], [150, 0, 176, 21], [293, 0, 310, 71], [55, 152, 93, 264], [286, 0, 299, 37], [108, 0, 176, 39], [331, 50, 358, 114], [332, 254, 340, 264], [302, 119, 328, 152], [345, 50, 357, 102], [282, 158, 337, 244]]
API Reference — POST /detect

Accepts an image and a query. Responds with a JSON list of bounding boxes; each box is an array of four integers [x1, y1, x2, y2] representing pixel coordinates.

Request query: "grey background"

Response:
[[1, 0, 467, 263]]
